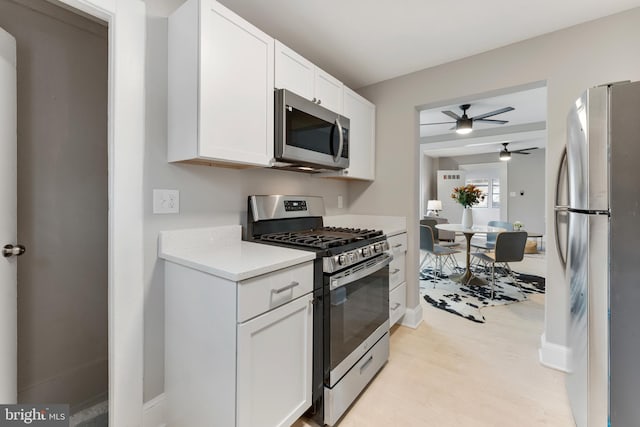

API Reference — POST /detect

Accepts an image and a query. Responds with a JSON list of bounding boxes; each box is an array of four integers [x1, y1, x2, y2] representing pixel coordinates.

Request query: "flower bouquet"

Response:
[[451, 184, 484, 208], [451, 184, 484, 228]]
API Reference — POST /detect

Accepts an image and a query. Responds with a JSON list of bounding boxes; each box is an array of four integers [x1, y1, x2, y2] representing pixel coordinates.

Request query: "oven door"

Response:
[[325, 253, 391, 387]]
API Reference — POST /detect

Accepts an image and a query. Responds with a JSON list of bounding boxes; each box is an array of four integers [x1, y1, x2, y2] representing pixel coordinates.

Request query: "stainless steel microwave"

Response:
[[274, 89, 349, 171]]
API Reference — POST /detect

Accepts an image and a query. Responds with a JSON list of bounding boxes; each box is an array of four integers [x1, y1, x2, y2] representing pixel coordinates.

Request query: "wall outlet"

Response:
[[337, 195, 343, 209], [153, 189, 179, 214]]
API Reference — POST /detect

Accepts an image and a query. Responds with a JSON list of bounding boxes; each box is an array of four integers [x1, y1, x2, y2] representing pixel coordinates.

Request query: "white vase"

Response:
[[461, 207, 473, 228]]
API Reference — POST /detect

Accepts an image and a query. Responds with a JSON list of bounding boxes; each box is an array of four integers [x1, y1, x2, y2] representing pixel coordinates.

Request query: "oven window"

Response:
[[328, 265, 388, 371], [287, 107, 348, 158]]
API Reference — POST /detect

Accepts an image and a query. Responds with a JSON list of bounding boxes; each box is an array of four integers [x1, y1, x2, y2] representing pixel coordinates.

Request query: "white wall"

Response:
[[143, 15, 350, 401], [354, 8, 640, 360]]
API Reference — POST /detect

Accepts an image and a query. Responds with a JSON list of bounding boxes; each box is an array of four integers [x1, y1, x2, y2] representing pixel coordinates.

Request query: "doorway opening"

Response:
[[0, 0, 109, 423], [417, 81, 548, 308]]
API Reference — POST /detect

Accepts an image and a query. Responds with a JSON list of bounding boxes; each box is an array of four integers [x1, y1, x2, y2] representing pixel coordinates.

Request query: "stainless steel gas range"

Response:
[[246, 195, 391, 426]]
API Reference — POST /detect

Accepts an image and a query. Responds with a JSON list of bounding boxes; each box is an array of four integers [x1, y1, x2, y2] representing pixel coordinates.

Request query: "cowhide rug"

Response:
[[419, 265, 545, 323]]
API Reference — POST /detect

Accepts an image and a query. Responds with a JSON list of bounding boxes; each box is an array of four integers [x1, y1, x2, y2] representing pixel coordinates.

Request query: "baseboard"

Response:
[[143, 393, 167, 427], [400, 304, 423, 329], [539, 333, 570, 373]]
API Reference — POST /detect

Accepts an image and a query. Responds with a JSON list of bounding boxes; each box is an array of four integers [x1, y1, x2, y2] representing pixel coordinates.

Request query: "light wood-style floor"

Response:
[[295, 249, 575, 426]]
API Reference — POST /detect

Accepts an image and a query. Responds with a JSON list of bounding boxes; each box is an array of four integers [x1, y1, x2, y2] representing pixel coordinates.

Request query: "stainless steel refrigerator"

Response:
[[564, 81, 640, 427]]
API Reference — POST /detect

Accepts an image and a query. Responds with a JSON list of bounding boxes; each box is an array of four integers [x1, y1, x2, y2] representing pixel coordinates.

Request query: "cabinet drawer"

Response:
[[389, 252, 405, 291], [238, 261, 313, 322], [388, 232, 407, 254], [389, 282, 406, 327]]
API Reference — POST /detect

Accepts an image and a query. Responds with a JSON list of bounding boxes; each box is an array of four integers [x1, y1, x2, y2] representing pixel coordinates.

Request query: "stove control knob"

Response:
[[338, 255, 346, 265], [373, 244, 381, 253], [362, 247, 369, 257], [348, 253, 355, 263]]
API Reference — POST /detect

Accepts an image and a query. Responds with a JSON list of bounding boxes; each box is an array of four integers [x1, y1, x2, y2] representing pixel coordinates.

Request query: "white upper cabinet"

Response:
[[275, 40, 343, 114], [342, 87, 376, 180], [168, 0, 274, 167], [316, 87, 376, 181]]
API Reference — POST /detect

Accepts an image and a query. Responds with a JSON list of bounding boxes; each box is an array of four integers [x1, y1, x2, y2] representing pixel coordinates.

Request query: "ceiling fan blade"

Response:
[[513, 147, 539, 154], [471, 106, 515, 120], [442, 110, 461, 120], [420, 121, 456, 126], [474, 119, 508, 124]]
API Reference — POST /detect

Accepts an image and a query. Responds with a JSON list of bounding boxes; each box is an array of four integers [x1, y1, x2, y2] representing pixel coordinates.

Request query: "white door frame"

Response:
[[54, 0, 145, 424]]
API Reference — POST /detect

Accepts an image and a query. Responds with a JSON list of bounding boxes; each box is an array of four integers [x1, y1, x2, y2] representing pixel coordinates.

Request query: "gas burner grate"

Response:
[[258, 227, 383, 250]]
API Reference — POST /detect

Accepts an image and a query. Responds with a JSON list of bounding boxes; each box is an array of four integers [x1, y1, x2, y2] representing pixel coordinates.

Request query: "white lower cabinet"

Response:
[[237, 294, 313, 427], [389, 282, 407, 327], [164, 261, 313, 426], [387, 232, 407, 327]]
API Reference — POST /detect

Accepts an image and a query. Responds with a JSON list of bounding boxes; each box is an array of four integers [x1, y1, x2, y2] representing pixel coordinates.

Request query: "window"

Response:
[[466, 177, 500, 209]]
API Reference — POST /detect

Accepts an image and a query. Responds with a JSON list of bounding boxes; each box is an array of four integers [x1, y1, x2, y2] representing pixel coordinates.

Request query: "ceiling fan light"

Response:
[[499, 150, 511, 161], [455, 118, 473, 134]]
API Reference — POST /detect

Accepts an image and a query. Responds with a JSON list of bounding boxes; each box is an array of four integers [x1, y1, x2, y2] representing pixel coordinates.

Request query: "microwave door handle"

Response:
[[333, 118, 344, 163]]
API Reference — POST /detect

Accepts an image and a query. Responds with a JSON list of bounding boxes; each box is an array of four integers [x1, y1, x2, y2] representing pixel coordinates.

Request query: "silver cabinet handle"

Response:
[[391, 302, 401, 311], [3, 244, 26, 258], [271, 281, 299, 294], [392, 243, 402, 248], [391, 268, 400, 274]]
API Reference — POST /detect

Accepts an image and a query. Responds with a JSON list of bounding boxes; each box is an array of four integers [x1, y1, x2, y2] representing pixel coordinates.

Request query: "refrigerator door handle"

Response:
[[554, 148, 569, 269]]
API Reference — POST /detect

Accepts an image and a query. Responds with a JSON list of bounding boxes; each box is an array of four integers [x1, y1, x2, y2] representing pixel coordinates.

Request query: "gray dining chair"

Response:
[[419, 224, 460, 287], [470, 231, 528, 299], [420, 218, 459, 247], [470, 220, 514, 251]]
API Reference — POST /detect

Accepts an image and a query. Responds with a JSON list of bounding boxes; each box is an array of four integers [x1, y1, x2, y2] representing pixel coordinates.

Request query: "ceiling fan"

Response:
[[499, 142, 538, 161], [421, 103, 515, 134]]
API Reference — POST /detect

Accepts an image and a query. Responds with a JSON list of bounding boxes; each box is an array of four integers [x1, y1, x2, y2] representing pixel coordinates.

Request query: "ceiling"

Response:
[[419, 84, 547, 157], [147, 0, 640, 89]]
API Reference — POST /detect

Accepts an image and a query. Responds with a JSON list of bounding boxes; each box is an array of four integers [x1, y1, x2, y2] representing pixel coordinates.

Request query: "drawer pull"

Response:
[[391, 302, 401, 311], [391, 268, 400, 274], [271, 281, 300, 294], [359, 355, 373, 373], [392, 243, 402, 248]]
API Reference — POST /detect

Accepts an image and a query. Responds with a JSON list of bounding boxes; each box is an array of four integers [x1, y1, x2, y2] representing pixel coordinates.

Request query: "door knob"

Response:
[[2, 244, 26, 258]]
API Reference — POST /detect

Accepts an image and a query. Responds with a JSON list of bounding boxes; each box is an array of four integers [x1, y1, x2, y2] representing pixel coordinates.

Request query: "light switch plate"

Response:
[[153, 189, 179, 214]]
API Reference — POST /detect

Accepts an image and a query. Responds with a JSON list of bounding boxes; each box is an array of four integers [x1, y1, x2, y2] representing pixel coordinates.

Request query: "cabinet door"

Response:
[[274, 40, 314, 100], [343, 87, 375, 180], [314, 67, 343, 114], [199, 1, 274, 166], [237, 293, 313, 427]]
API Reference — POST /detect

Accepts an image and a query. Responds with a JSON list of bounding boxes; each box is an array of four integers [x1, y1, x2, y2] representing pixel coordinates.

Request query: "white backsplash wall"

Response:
[[143, 15, 349, 402]]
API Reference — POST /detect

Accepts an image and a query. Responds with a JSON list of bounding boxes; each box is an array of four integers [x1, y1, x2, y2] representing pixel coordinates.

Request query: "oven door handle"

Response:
[[330, 253, 392, 290]]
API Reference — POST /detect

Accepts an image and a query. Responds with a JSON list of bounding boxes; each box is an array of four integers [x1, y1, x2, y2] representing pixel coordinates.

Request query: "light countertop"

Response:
[[158, 225, 315, 282], [323, 214, 407, 236]]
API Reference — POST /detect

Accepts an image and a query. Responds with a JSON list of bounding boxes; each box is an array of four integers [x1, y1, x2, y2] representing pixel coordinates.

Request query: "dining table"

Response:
[[435, 223, 506, 286]]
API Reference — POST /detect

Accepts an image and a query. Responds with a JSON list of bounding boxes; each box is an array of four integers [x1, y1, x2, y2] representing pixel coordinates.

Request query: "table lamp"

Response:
[[426, 200, 442, 217]]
